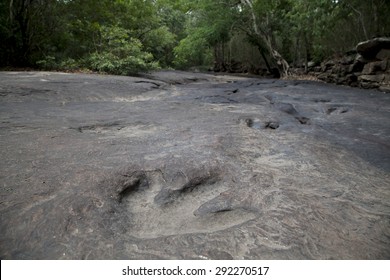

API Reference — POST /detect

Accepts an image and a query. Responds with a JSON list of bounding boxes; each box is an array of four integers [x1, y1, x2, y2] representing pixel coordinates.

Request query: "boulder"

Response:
[[348, 60, 365, 73], [358, 74, 385, 83], [315, 38, 390, 91], [376, 49, 390, 60], [357, 73, 388, 89], [356, 54, 372, 64], [379, 85, 390, 92], [345, 74, 358, 86], [321, 60, 336, 72], [356, 37, 390, 59], [317, 73, 339, 84], [385, 74, 390, 83], [361, 61, 388, 75], [340, 54, 356, 65]]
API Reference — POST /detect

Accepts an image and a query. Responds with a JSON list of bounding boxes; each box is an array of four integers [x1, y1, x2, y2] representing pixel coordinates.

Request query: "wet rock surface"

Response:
[[0, 70, 389, 259]]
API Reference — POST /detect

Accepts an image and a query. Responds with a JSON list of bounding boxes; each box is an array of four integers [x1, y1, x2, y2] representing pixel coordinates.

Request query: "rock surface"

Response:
[[356, 38, 390, 59], [0, 70, 389, 259], [314, 37, 390, 92]]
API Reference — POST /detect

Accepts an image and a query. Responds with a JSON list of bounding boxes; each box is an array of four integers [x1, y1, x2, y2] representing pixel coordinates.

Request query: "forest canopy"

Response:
[[1, 0, 389, 76]]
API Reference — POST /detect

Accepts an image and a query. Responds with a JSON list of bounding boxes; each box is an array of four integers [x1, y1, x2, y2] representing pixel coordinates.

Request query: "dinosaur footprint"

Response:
[[100, 166, 257, 239]]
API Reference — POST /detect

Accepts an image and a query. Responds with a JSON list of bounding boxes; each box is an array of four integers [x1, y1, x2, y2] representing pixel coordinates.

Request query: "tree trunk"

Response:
[[372, 0, 379, 36], [259, 48, 271, 73], [347, 2, 369, 40], [9, 0, 15, 24], [269, 47, 289, 77], [221, 42, 225, 71], [294, 32, 300, 67], [304, 32, 309, 74], [9, 0, 33, 65], [240, 0, 290, 77], [214, 44, 225, 72]]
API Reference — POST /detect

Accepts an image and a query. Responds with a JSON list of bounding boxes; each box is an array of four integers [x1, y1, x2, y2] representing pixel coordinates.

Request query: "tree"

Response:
[[2, 0, 59, 66], [173, 0, 237, 70], [1, 0, 389, 75], [239, 0, 290, 77], [174, 0, 291, 76]]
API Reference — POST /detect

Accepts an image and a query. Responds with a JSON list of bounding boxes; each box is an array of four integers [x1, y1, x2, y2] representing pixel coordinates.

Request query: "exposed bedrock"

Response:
[[0, 71, 389, 259]]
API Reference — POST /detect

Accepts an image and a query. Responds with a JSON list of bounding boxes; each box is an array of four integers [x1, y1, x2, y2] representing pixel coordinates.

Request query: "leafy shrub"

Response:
[[85, 26, 159, 75], [143, 26, 177, 67], [173, 34, 212, 69], [36, 56, 58, 70], [87, 51, 158, 75], [36, 56, 83, 72], [59, 58, 80, 71]]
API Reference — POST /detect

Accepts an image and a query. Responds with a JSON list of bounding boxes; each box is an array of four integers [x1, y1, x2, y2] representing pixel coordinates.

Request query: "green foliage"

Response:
[[36, 56, 58, 70], [0, 0, 182, 74], [85, 26, 159, 75], [172, 0, 237, 69], [143, 26, 177, 67], [86, 51, 158, 75], [173, 32, 213, 69], [1, 0, 389, 74]]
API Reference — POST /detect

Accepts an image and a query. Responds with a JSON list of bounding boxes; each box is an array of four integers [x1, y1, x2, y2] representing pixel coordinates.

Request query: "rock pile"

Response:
[[314, 37, 390, 92]]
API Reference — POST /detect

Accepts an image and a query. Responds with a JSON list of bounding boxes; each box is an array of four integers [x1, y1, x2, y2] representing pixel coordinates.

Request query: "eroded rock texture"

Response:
[[0, 71, 389, 259], [315, 37, 390, 92]]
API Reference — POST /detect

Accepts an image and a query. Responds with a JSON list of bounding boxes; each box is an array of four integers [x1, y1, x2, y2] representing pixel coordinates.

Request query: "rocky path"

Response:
[[0, 70, 389, 259]]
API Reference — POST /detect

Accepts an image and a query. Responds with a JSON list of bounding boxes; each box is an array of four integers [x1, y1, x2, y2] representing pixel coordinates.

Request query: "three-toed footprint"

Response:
[[99, 166, 257, 239]]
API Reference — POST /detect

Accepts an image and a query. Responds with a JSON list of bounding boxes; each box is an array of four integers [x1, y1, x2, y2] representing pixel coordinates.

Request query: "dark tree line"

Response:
[[1, 0, 389, 76]]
